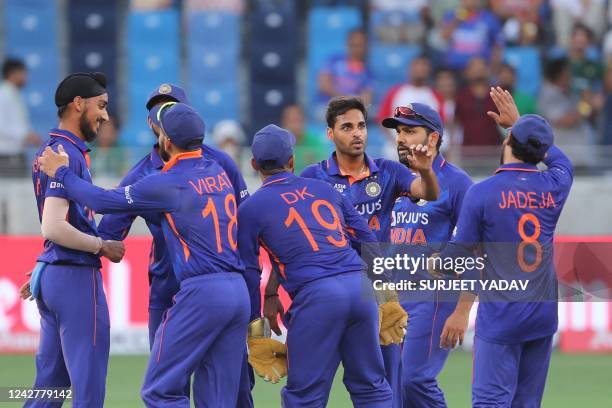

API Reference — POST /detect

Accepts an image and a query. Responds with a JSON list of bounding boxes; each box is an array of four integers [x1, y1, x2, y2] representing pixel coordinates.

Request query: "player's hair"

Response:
[[544, 57, 569, 82], [325, 96, 367, 128], [425, 127, 443, 152], [509, 135, 544, 164], [260, 166, 289, 176], [57, 105, 68, 119], [2, 58, 25, 79]]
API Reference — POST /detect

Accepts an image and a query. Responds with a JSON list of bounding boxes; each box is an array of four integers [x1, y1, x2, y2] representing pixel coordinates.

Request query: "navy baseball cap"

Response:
[[510, 114, 553, 157], [157, 102, 205, 150], [382, 103, 444, 136], [252, 124, 296, 170], [146, 83, 189, 111]]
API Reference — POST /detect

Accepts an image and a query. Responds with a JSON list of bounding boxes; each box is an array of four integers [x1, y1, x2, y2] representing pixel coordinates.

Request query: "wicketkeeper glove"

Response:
[[247, 318, 287, 384], [377, 290, 408, 346]]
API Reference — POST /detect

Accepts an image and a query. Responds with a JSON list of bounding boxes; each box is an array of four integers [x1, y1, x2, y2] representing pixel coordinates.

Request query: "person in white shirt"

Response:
[[0, 58, 41, 176]]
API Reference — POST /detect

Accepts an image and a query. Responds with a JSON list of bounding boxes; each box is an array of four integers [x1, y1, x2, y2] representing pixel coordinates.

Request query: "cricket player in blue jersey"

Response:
[[382, 103, 474, 407], [25, 72, 125, 408], [238, 124, 414, 407], [434, 88, 574, 407], [96, 83, 254, 406], [265, 96, 440, 407], [38, 103, 251, 407]]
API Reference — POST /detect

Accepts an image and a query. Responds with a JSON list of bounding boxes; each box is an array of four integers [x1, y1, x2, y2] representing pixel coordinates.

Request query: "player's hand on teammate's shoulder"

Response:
[[38, 144, 70, 178], [487, 86, 520, 129], [99, 240, 125, 263]]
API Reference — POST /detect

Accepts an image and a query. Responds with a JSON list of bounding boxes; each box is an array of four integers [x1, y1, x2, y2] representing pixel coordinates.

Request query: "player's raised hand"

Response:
[[100, 240, 125, 263], [487, 86, 520, 129], [405, 144, 434, 172], [440, 309, 469, 349], [379, 301, 408, 345], [38, 145, 70, 178]]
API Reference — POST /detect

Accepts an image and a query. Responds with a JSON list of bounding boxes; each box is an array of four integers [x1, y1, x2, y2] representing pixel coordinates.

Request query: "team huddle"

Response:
[[20, 71, 572, 408]]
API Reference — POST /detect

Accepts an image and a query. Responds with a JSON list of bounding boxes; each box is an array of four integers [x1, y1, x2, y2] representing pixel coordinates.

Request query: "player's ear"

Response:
[[73, 96, 83, 113], [288, 156, 295, 173], [326, 127, 334, 141], [251, 158, 260, 172], [429, 131, 440, 149]]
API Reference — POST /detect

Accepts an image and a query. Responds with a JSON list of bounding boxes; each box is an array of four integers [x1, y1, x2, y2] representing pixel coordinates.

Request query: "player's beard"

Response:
[[79, 109, 99, 143], [499, 146, 506, 165]]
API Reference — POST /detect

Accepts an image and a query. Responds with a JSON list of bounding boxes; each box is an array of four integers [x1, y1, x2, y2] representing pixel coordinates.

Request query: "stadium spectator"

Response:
[[568, 23, 604, 95], [551, 0, 606, 48], [211, 119, 246, 164], [438, 0, 504, 71], [601, 65, 612, 145], [370, 0, 432, 45], [490, 0, 541, 46], [0, 58, 41, 177], [280, 104, 327, 173], [455, 58, 501, 146], [496, 62, 538, 115], [90, 116, 126, 177], [434, 68, 460, 152], [538, 57, 596, 167], [318, 29, 373, 106]]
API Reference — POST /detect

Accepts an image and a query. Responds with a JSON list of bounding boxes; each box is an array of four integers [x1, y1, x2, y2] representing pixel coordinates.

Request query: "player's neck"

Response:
[[335, 151, 367, 178], [57, 121, 86, 142]]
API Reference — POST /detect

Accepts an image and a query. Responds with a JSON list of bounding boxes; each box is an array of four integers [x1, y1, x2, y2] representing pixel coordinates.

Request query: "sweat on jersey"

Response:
[[51, 150, 245, 282], [440, 145, 573, 343], [237, 172, 378, 321], [32, 129, 101, 267], [300, 152, 417, 242]]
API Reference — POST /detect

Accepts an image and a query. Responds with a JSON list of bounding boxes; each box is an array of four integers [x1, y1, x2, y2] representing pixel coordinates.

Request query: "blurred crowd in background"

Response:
[[2, 0, 612, 179]]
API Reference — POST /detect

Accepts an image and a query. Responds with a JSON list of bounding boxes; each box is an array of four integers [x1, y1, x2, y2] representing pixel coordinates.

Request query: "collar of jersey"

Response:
[[494, 162, 539, 174], [48, 128, 89, 153], [433, 153, 446, 171], [262, 171, 293, 187], [161, 149, 202, 173], [150, 144, 165, 169], [326, 152, 379, 177]]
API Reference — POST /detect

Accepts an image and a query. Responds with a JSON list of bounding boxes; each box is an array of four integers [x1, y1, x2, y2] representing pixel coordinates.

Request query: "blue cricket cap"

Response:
[[510, 114, 554, 157], [146, 83, 190, 123], [382, 103, 444, 136], [158, 103, 205, 150], [252, 125, 295, 170]]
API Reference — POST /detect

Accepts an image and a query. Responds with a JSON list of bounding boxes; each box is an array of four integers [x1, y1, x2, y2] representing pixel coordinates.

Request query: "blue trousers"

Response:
[[141, 273, 250, 408], [281, 272, 392, 407], [381, 344, 402, 408], [473, 335, 553, 407], [401, 301, 456, 408], [25, 264, 110, 408], [149, 294, 254, 408]]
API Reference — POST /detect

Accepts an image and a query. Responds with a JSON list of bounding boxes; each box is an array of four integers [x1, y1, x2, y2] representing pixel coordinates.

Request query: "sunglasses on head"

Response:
[[394, 106, 438, 130], [156, 101, 178, 141]]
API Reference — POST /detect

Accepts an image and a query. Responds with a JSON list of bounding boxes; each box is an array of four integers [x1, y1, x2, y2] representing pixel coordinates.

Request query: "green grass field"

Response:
[[0, 352, 609, 407]]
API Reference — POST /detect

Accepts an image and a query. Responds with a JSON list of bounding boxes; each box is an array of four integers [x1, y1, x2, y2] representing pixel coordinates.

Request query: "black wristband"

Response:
[[264, 293, 279, 299]]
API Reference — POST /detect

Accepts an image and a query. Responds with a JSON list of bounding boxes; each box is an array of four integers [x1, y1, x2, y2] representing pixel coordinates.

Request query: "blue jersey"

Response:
[[301, 153, 416, 241], [53, 151, 245, 282], [442, 146, 573, 343], [97, 144, 248, 308], [237, 172, 377, 320], [32, 129, 101, 267], [391, 155, 473, 271]]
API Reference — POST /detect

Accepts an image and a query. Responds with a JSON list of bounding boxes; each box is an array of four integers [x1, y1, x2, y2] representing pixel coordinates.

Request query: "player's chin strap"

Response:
[[247, 318, 287, 384]]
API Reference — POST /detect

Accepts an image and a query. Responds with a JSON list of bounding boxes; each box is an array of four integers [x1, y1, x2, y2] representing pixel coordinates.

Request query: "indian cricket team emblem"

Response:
[[158, 83, 172, 94], [416, 199, 428, 206], [365, 181, 381, 197]]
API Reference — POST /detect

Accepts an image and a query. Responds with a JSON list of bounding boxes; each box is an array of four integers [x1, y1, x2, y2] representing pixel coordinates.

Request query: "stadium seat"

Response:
[[249, 4, 296, 44], [127, 10, 179, 45], [128, 48, 180, 87], [503, 47, 542, 97], [188, 44, 239, 84], [250, 44, 297, 84], [68, 4, 118, 45], [70, 46, 118, 82], [187, 12, 240, 47], [250, 84, 296, 134], [4, 4, 56, 49], [307, 7, 362, 46], [190, 84, 239, 126]]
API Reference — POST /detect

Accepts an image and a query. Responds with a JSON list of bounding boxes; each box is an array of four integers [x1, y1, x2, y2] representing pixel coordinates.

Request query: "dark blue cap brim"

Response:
[[382, 117, 433, 130]]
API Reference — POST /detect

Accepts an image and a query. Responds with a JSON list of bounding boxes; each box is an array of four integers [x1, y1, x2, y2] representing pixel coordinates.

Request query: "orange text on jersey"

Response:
[[498, 191, 556, 210]]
